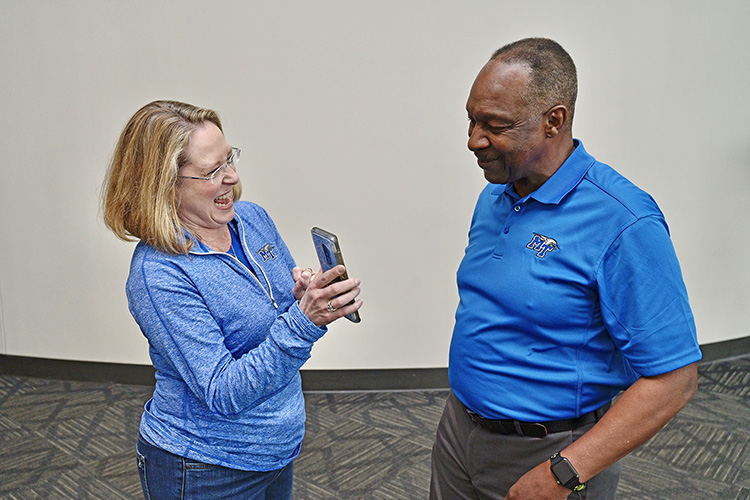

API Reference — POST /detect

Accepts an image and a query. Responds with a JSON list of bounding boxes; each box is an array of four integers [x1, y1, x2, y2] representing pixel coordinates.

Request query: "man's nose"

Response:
[[467, 125, 489, 151]]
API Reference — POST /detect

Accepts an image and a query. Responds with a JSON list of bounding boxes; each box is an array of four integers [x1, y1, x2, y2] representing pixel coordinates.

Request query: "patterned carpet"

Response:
[[0, 355, 748, 499]]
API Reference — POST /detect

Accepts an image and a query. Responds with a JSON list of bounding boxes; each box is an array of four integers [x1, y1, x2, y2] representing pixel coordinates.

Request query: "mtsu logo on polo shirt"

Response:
[[256, 243, 277, 262], [526, 233, 559, 258]]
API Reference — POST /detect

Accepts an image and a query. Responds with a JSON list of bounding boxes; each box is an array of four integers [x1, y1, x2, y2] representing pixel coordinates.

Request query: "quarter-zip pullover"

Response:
[[127, 201, 326, 471]]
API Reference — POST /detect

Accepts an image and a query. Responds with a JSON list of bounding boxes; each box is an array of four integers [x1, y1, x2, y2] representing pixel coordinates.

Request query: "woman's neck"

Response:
[[185, 223, 232, 253]]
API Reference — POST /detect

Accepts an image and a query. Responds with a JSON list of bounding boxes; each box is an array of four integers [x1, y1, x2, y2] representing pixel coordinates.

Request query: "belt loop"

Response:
[[513, 420, 524, 436]]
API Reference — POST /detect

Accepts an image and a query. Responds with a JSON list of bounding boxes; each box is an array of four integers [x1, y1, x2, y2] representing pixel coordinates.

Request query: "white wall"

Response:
[[1, 0, 748, 369]]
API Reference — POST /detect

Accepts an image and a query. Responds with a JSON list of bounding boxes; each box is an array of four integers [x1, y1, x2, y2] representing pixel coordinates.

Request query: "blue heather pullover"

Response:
[[126, 201, 326, 471]]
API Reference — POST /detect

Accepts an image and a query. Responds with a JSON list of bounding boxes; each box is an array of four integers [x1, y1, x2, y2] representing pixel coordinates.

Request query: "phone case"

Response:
[[311, 227, 361, 323]]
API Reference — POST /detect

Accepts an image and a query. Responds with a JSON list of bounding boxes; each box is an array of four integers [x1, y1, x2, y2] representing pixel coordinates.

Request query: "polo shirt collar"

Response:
[[491, 139, 595, 205]]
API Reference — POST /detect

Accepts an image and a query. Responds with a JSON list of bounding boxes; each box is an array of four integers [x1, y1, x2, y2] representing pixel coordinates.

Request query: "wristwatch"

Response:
[[550, 452, 586, 492]]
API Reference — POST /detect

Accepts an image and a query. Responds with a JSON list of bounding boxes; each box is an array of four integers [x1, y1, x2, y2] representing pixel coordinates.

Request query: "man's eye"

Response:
[[489, 125, 510, 134]]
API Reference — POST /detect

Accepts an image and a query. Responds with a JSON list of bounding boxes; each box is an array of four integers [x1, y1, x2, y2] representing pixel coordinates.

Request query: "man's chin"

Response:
[[483, 170, 510, 185]]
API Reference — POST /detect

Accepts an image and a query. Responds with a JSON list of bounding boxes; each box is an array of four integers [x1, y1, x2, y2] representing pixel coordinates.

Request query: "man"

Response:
[[430, 38, 701, 500]]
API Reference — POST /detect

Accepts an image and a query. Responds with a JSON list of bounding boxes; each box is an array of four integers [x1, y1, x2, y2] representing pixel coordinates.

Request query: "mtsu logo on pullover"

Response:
[[256, 243, 277, 262]]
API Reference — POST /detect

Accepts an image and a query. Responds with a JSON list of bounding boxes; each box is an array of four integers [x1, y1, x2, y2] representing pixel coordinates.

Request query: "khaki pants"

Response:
[[429, 391, 621, 500]]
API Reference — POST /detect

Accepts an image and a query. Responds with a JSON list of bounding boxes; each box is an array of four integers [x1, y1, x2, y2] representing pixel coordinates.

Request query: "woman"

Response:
[[101, 100, 362, 499]]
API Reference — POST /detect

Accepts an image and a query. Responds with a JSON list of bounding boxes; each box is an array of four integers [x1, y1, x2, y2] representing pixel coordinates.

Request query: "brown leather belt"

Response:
[[466, 402, 611, 438]]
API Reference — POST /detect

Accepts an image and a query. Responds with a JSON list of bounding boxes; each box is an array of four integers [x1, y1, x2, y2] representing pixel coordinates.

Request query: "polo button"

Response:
[[514, 205, 521, 212], [504, 227, 510, 234]]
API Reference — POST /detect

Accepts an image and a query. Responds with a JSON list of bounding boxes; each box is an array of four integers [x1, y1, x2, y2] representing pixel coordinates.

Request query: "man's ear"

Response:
[[544, 105, 568, 138]]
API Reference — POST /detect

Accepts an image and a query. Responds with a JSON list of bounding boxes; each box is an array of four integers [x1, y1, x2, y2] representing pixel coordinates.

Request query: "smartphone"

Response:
[[310, 227, 361, 323]]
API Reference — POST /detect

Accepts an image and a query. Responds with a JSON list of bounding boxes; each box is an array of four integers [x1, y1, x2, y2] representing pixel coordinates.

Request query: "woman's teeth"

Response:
[[215, 193, 232, 206]]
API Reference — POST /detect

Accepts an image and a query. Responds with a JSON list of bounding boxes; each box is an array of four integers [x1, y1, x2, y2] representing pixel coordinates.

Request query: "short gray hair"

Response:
[[491, 38, 577, 126]]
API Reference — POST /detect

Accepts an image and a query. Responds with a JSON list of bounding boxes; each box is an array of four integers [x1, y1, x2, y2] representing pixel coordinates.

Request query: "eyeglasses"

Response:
[[178, 147, 240, 184]]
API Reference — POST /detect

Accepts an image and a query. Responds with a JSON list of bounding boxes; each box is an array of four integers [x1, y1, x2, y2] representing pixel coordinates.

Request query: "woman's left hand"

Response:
[[291, 267, 315, 300], [298, 265, 362, 327]]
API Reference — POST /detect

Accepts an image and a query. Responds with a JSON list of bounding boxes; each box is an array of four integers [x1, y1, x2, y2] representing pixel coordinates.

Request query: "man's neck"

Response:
[[514, 135, 575, 197]]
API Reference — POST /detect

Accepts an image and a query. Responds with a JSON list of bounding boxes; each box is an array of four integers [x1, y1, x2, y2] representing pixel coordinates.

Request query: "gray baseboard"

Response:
[[0, 355, 157, 386], [698, 335, 750, 363], [1, 335, 747, 390], [0, 354, 447, 391], [301, 368, 448, 392]]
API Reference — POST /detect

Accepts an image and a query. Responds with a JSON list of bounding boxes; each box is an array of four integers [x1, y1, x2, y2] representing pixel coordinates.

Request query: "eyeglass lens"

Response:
[[210, 148, 240, 183]]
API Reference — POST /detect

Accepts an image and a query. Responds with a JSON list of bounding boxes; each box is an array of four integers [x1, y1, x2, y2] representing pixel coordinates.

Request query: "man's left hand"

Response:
[[504, 461, 571, 500]]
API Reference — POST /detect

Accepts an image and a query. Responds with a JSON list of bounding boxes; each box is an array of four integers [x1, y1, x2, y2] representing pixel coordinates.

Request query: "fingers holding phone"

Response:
[[291, 266, 315, 300], [299, 265, 362, 327]]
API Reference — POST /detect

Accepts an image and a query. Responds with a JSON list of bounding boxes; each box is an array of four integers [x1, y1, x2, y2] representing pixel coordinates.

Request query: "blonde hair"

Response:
[[102, 100, 242, 254]]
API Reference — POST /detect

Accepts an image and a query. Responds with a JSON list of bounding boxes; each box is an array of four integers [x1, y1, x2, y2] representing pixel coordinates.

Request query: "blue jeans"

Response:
[[136, 434, 294, 500]]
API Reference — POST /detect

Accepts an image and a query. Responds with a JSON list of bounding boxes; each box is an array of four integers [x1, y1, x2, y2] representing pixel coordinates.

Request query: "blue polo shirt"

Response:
[[449, 140, 701, 422]]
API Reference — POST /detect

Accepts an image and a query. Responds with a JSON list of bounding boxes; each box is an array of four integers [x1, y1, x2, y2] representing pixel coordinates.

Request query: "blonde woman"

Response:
[[102, 100, 362, 500]]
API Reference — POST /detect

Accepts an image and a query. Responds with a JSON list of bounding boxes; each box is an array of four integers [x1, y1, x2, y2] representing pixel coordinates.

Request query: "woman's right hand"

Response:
[[298, 265, 362, 327]]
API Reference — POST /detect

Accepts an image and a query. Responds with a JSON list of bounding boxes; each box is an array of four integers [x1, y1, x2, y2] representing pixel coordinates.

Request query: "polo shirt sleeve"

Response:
[[597, 215, 701, 377]]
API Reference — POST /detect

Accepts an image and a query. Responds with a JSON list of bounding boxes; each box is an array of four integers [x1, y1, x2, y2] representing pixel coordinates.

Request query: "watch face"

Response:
[[551, 457, 578, 486]]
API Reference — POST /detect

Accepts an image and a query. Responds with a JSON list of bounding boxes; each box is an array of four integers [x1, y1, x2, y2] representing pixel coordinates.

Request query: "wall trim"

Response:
[[699, 335, 750, 363], [0, 355, 157, 386], [301, 368, 448, 392], [1, 336, 747, 391], [0, 281, 6, 355], [0, 354, 448, 391]]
